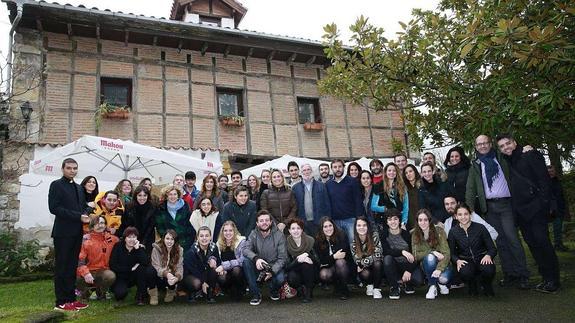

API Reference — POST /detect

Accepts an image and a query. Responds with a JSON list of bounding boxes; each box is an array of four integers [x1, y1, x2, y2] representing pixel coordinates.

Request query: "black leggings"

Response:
[[287, 263, 315, 290], [217, 266, 245, 298], [319, 259, 349, 288], [112, 265, 156, 300], [383, 255, 423, 288], [358, 260, 383, 287], [183, 269, 218, 293], [458, 260, 496, 284]]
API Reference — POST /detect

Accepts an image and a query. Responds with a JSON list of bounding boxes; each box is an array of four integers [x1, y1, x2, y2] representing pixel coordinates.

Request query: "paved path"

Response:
[[110, 282, 574, 322]]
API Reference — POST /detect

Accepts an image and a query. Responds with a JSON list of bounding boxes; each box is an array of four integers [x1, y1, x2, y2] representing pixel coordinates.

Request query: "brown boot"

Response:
[[148, 288, 158, 306], [164, 288, 176, 303]]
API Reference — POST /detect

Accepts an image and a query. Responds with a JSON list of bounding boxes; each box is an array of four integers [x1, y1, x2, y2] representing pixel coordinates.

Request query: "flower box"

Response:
[[304, 122, 323, 131]]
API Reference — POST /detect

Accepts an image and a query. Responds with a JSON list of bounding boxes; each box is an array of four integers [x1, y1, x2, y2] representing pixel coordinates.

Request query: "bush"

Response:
[[0, 231, 43, 277]]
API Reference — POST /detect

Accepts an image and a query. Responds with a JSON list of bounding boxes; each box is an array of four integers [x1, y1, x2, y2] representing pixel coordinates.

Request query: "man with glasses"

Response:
[[466, 135, 530, 289]]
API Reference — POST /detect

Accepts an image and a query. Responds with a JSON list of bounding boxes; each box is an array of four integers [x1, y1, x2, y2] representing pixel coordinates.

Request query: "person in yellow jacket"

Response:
[[84, 190, 125, 235]]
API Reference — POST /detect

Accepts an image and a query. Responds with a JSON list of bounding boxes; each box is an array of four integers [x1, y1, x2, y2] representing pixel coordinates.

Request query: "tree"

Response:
[[320, 0, 575, 168]]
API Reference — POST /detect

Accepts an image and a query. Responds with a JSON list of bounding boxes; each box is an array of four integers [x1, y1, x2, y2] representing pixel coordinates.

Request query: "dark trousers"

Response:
[[358, 260, 383, 287], [183, 269, 218, 293], [458, 259, 496, 284], [112, 266, 156, 300], [485, 199, 529, 278], [243, 258, 285, 297], [287, 263, 315, 290], [518, 216, 560, 283], [382, 255, 423, 288], [53, 236, 82, 306]]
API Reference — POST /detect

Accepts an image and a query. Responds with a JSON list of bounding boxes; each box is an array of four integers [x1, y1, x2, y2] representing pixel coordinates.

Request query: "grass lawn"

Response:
[[1, 229, 574, 322]]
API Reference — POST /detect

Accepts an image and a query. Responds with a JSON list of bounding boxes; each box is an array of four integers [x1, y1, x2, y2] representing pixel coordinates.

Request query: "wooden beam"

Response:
[[177, 40, 183, 53], [266, 50, 276, 62], [200, 42, 209, 56], [95, 24, 100, 40], [35, 18, 43, 32], [124, 30, 130, 47], [152, 36, 158, 46], [67, 23, 73, 39], [223, 45, 231, 58], [286, 52, 297, 65], [246, 47, 254, 59], [306, 55, 316, 66]]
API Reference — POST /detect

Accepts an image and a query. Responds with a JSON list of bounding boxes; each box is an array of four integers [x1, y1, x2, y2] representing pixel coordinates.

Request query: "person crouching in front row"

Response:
[[183, 226, 222, 303], [76, 215, 118, 303], [109, 226, 156, 305], [149, 230, 183, 305]]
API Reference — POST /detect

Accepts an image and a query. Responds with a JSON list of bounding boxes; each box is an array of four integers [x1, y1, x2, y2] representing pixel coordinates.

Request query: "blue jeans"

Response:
[[421, 253, 452, 286], [243, 258, 285, 297], [334, 218, 356, 246]]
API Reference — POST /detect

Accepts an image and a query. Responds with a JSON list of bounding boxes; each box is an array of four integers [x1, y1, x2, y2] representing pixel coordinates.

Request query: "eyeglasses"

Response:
[[475, 142, 490, 147]]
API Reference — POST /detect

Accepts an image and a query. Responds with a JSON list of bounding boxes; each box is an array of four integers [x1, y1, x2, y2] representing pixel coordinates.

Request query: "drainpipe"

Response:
[[5, 1, 24, 112]]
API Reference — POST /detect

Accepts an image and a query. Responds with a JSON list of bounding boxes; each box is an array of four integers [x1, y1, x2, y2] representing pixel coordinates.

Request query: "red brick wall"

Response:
[[36, 33, 403, 159]]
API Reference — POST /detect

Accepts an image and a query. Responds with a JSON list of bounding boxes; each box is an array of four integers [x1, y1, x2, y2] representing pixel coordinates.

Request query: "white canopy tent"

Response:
[[30, 135, 223, 185], [241, 154, 330, 179]]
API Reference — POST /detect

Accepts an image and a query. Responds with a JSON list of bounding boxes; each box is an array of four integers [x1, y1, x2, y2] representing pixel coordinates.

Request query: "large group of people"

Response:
[[48, 133, 567, 312]]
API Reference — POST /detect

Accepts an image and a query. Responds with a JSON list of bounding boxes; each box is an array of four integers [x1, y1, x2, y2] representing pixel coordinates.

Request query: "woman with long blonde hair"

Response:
[[216, 221, 247, 301]]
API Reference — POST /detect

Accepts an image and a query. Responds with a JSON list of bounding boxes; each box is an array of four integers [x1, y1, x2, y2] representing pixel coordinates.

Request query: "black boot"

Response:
[[482, 281, 495, 297], [468, 279, 479, 296], [302, 286, 312, 303], [338, 282, 349, 300], [206, 287, 216, 303]]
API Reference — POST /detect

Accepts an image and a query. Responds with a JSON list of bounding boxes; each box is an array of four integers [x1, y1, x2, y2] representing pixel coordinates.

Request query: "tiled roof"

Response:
[[5, 0, 324, 47]]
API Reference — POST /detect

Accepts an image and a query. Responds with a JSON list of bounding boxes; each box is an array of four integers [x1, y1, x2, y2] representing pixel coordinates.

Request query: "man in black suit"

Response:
[[496, 134, 560, 293], [48, 158, 91, 311]]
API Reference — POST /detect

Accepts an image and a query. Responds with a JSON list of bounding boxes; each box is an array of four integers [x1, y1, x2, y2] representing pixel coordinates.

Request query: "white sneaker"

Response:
[[366, 284, 374, 296], [438, 284, 449, 295], [426, 285, 437, 300], [372, 288, 382, 299]]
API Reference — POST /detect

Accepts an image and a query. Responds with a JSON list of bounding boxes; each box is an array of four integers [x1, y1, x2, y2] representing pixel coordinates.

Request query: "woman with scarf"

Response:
[[286, 218, 318, 303], [190, 197, 222, 242], [155, 185, 194, 252], [371, 162, 409, 230], [119, 186, 156, 255], [115, 179, 134, 207], [444, 146, 471, 203]]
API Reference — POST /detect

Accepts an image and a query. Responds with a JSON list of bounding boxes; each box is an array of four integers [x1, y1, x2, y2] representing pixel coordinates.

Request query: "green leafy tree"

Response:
[[320, 0, 575, 168]]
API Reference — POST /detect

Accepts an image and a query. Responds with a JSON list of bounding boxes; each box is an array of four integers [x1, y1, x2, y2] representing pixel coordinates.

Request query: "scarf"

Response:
[[286, 234, 315, 257], [167, 199, 184, 219], [477, 148, 499, 189], [190, 210, 219, 233]]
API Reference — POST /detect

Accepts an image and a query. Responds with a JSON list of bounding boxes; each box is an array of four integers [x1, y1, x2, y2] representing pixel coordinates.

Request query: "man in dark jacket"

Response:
[[465, 135, 529, 289], [497, 134, 560, 293], [326, 159, 364, 244], [292, 163, 332, 236], [48, 158, 91, 311], [220, 186, 257, 237], [243, 210, 287, 305]]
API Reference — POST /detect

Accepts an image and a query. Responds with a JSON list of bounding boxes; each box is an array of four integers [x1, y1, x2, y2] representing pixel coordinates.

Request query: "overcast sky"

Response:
[[0, 0, 439, 65]]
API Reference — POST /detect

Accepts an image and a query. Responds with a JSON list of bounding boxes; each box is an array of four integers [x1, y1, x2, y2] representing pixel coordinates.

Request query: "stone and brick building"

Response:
[[1, 0, 409, 231]]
